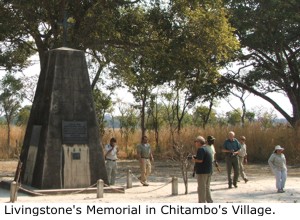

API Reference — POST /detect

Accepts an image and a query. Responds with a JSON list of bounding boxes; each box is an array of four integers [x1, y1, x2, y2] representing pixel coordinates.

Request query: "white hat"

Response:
[[274, 145, 284, 152]]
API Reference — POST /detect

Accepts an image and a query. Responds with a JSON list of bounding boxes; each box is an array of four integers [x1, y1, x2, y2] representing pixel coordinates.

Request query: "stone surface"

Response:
[[19, 47, 108, 189]]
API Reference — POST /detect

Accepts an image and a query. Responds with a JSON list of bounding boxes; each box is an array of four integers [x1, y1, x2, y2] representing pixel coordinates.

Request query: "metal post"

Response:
[[172, 176, 178, 195], [127, 169, 132, 189], [10, 181, 18, 203], [97, 179, 104, 198]]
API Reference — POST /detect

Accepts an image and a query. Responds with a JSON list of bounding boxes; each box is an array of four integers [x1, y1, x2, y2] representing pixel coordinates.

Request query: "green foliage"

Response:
[[93, 89, 112, 137], [226, 109, 242, 125], [224, 0, 300, 127], [0, 1, 40, 70], [146, 96, 165, 131], [193, 106, 217, 127], [245, 111, 255, 123], [256, 109, 277, 129], [0, 73, 24, 149], [16, 105, 31, 126], [0, 74, 24, 123]]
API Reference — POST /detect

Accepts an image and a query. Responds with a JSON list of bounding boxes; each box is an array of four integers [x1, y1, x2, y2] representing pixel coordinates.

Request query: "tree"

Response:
[[193, 106, 218, 128], [109, 5, 168, 139], [223, 0, 300, 128], [1, 1, 145, 72], [255, 108, 277, 129], [117, 103, 139, 153], [0, 1, 35, 71], [16, 105, 31, 126], [225, 86, 251, 126], [93, 88, 112, 138], [0, 73, 24, 155], [226, 109, 242, 125], [146, 93, 165, 152]]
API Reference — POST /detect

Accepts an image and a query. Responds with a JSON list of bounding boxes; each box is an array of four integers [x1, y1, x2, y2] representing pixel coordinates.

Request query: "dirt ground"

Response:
[[0, 159, 300, 203]]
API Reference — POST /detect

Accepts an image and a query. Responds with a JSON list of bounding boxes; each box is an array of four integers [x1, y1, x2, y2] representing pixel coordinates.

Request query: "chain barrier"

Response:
[[19, 185, 48, 196], [7, 170, 176, 198], [124, 179, 172, 194], [18, 182, 98, 196], [69, 183, 97, 195]]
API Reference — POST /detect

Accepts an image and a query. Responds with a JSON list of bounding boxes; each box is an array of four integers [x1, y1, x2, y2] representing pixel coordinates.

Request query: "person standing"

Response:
[[104, 137, 118, 186], [268, 145, 287, 193], [193, 136, 213, 203], [207, 135, 220, 172], [238, 136, 249, 183], [222, 131, 241, 188], [137, 135, 154, 186]]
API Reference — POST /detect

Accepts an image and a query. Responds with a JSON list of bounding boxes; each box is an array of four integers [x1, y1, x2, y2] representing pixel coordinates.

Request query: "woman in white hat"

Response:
[[268, 145, 287, 193]]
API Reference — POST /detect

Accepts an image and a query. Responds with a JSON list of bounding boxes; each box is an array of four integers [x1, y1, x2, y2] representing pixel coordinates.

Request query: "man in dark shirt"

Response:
[[222, 131, 241, 188], [193, 136, 213, 203]]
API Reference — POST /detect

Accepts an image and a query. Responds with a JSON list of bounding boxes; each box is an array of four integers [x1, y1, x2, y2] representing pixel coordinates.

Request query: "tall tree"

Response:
[[0, 0, 144, 69], [0, 73, 24, 155], [223, 0, 300, 128], [225, 87, 250, 126], [93, 88, 113, 138], [0, 2, 34, 71]]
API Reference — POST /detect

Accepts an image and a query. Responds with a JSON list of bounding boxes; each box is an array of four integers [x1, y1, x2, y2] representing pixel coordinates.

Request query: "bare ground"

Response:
[[1, 159, 300, 203]]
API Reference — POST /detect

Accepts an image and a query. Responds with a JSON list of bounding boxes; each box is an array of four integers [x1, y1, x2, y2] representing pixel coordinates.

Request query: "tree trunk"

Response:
[[140, 89, 147, 138], [6, 123, 11, 156]]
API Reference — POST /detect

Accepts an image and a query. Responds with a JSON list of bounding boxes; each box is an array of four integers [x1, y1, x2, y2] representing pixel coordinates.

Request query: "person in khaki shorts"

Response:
[[136, 135, 154, 186]]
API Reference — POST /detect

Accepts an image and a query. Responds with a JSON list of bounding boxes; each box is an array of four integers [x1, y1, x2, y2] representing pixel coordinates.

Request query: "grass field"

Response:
[[1, 123, 299, 164]]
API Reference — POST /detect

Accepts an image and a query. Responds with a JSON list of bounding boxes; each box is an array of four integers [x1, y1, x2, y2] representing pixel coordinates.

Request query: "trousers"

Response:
[[197, 173, 213, 203], [225, 155, 239, 186]]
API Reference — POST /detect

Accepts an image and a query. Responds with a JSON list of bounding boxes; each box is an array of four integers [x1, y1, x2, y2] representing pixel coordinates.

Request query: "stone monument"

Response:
[[19, 47, 108, 189]]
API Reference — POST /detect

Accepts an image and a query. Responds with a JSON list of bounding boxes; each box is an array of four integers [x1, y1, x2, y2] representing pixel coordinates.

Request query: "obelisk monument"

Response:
[[19, 47, 108, 189]]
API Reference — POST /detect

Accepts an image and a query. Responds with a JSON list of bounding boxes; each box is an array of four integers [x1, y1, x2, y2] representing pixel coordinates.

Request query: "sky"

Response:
[[12, 54, 293, 120], [114, 85, 291, 119]]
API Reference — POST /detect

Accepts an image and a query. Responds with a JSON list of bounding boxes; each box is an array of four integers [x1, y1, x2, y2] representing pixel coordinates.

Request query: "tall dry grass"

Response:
[[1, 124, 299, 164], [0, 125, 25, 159], [99, 123, 300, 164]]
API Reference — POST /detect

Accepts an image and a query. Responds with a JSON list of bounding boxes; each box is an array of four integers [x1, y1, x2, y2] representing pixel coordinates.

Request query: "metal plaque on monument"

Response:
[[19, 47, 108, 189]]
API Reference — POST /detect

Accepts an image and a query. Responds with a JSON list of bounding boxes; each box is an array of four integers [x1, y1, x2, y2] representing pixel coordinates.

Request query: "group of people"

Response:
[[193, 131, 287, 202], [103, 132, 287, 203], [103, 135, 153, 187], [192, 131, 250, 202]]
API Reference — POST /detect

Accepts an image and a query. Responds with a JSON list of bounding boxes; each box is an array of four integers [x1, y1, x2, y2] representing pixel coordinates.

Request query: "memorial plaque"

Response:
[[72, 152, 81, 160], [62, 121, 88, 144]]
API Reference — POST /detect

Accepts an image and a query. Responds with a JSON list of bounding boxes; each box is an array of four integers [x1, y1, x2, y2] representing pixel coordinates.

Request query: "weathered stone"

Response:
[[19, 47, 108, 189]]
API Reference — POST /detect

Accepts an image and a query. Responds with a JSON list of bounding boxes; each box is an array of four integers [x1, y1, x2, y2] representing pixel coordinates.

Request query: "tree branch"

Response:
[[221, 76, 293, 125]]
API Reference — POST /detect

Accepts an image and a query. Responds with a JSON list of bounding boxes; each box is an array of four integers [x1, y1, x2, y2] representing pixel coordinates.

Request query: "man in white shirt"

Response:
[[104, 138, 118, 185]]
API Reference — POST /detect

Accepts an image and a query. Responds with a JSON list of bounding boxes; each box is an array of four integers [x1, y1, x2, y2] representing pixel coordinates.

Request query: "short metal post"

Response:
[[10, 181, 18, 203], [172, 176, 178, 195], [127, 169, 132, 189], [97, 179, 104, 198]]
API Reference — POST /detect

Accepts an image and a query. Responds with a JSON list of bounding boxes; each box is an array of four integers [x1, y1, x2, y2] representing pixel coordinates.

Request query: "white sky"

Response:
[[16, 54, 292, 119], [114, 86, 291, 119]]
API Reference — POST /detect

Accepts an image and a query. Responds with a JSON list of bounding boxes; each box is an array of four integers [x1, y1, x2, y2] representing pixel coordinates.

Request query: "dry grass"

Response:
[[1, 124, 299, 164], [0, 125, 25, 159]]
